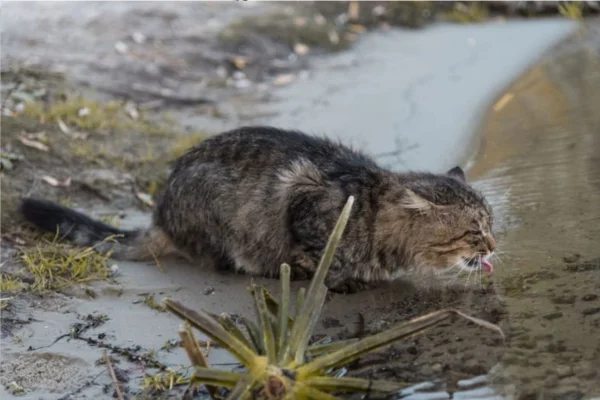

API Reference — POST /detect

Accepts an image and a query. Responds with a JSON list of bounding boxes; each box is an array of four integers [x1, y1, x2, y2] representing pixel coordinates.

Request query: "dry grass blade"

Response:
[[225, 371, 259, 400], [179, 323, 220, 399], [217, 314, 257, 353], [164, 298, 256, 366], [104, 350, 124, 400], [179, 323, 209, 367], [303, 376, 406, 393], [191, 367, 243, 389], [297, 309, 503, 376], [277, 263, 291, 360], [285, 196, 354, 363], [294, 283, 327, 365], [252, 284, 277, 363], [294, 287, 305, 320], [240, 316, 264, 355], [248, 285, 294, 328]]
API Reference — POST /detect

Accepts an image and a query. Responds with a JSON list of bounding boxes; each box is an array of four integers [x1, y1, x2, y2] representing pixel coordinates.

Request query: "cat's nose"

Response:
[[486, 235, 496, 252]]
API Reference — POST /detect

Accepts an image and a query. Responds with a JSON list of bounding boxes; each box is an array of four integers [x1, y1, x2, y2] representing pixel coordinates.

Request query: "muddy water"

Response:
[[468, 24, 600, 398]]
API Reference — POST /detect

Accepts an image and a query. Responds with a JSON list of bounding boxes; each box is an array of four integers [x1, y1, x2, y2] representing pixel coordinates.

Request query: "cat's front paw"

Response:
[[326, 277, 370, 294]]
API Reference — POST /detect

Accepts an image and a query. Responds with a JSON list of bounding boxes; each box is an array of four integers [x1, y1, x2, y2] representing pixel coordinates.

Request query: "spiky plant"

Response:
[[164, 196, 503, 399]]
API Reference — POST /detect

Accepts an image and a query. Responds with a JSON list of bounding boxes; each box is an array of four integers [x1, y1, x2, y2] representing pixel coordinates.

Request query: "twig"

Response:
[[104, 350, 125, 400]]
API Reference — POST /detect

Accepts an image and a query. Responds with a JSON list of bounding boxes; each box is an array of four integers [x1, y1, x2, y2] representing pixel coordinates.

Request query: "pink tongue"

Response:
[[482, 259, 494, 275]]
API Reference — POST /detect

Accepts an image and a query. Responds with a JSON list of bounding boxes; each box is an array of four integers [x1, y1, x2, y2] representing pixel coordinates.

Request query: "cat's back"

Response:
[[173, 126, 377, 172]]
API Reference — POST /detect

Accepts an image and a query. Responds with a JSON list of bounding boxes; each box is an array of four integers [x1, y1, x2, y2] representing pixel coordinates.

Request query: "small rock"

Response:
[[272, 74, 296, 86], [78, 107, 90, 117], [293, 43, 310, 56], [430, 363, 443, 373], [114, 41, 128, 54], [563, 253, 581, 263], [543, 312, 563, 320], [108, 264, 120, 277], [555, 365, 573, 378], [582, 307, 600, 316], [132, 31, 146, 44], [203, 287, 214, 295], [581, 294, 598, 301], [551, 295, 576, 305]]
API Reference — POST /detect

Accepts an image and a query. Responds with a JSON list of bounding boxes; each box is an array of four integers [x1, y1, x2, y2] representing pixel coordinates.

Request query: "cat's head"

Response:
[[399, 166, 496, 274]]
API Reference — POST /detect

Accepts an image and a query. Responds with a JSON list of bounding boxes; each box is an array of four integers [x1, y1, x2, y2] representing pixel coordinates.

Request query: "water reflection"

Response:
[[470, 23, 600, 398]]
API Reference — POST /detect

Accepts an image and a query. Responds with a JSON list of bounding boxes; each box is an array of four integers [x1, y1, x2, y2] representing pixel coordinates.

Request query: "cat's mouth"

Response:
[[463, 257, 494, 275]]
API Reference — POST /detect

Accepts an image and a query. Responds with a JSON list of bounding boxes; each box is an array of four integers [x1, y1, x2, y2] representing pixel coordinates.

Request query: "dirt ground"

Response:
[[1, 2, 599, 400]]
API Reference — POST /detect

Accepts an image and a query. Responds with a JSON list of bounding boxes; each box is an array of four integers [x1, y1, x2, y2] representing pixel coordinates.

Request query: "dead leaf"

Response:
[[493, 92, 514, 112], [230, 56, 249, 70], [17, 136, 49, 152], [272, 74, 296, 87], [294, 43, 310, 56], [136, 192, 155, 207], [42, 175, 72, 187], [124, 101, 140, 120], [57, 118, 71, 134], [348, 1, 360, 21], [57, 118, 88, 139]]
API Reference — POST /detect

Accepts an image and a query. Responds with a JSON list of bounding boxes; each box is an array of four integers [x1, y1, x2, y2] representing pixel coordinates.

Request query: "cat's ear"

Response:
[[400, 189, 434, 211], [447, 166, 466, 183]]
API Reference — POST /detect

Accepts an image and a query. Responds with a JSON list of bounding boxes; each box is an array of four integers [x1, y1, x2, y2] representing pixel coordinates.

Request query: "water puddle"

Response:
[[468, 23, 600, 398]]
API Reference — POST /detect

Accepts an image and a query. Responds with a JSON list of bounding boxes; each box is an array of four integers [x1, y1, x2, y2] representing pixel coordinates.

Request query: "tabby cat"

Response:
[[20, 126, 496, 293]]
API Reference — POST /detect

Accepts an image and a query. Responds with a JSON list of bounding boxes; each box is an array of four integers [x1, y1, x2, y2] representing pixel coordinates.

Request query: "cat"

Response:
[[20, 126, 496, 293]]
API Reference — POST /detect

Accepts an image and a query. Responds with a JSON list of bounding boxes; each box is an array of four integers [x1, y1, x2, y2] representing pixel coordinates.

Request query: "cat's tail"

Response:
[[19, 197, 174, 261]]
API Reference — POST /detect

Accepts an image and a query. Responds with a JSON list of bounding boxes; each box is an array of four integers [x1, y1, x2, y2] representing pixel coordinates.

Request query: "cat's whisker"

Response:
[[477, 255, 484, 290]]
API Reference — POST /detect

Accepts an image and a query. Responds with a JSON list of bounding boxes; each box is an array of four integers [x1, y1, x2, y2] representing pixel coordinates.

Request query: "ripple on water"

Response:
[[469, 21, 600, 399]]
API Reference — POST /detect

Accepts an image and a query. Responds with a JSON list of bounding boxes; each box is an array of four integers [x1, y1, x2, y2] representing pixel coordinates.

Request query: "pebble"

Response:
[[555, 365, 573, 378], [543, 312, 563, 320], [582, 307, 600, 316], [563, 253, 581, 263], [114, 41, 128, 54], [108, 264, 120, 277], [132, 31, 146, 44], [582, 294, 598, 301]]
